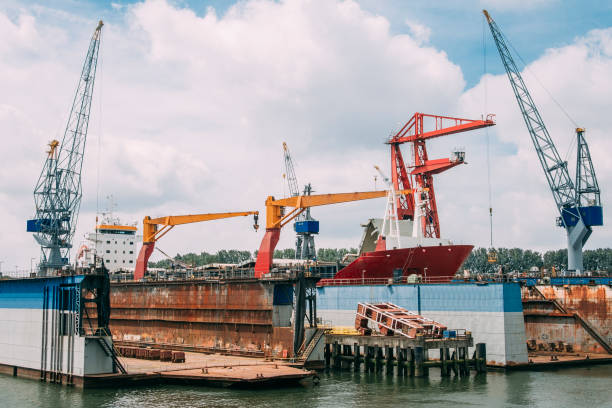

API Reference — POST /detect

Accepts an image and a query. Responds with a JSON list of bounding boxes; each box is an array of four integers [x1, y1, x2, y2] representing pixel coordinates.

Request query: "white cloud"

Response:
[[405, 20, 431, 44], [480, 0, 557, 11], [0, 0, 609, 271], [455, 27, 612, 251]]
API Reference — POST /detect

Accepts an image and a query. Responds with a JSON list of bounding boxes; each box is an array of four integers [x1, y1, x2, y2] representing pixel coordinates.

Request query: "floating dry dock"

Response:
[[0, 272, 315, 388]]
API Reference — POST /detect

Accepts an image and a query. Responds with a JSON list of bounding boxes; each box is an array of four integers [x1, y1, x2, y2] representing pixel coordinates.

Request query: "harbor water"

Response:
[[2, 365, 610, 408]]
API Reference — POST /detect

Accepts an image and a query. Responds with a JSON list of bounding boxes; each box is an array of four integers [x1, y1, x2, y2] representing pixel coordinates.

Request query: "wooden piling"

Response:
[[364, 346, 372, 372], [440, 347, 448, 377], [476, 343, 487, 373], [396, 346, 404, 376], [451, 349, 458, 376], [332, 342, 341, 369], [414, 346, 424, 377], [408, 348, 415, 376], [375, 345, 383, 372], [353, 343, 360, 372], [386, 346, 394, 375]]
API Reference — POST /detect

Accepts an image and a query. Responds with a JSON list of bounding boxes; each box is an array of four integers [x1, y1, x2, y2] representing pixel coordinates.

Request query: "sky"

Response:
[[1, 0, 611, 271]]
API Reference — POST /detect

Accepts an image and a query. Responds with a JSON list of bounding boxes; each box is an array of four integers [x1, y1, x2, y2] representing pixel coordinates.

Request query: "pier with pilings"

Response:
[[324, 333, 486, 377]]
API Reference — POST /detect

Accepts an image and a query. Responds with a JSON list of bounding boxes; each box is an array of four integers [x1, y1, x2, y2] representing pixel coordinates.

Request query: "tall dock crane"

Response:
[[27, 21, 104, 275], [282, 142, 319, 260], [134, 211, 259, 280], [483, 10, 603, 272]]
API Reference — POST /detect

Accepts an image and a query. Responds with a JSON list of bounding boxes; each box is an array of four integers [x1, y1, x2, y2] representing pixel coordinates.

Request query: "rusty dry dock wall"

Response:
[[109, 280, 294, 357], [522, 284, 611, 354]]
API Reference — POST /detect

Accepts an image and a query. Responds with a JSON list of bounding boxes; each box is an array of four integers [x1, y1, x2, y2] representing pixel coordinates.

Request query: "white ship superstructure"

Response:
[[78, 212, 140, 272]]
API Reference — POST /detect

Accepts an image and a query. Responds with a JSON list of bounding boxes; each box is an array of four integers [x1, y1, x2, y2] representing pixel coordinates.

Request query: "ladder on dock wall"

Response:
[[298, 329, 325, 362], [96, 337, 127, 374], [532, 286, 612, 354]]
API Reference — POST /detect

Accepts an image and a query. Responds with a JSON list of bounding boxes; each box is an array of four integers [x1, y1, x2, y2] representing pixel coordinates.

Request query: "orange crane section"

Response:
[[134, 211, 259, 280], [254, 190, 411, 277]]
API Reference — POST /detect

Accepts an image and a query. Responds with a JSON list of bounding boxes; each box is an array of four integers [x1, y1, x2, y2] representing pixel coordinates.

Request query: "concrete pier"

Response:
[[323, 333, 485, 377]]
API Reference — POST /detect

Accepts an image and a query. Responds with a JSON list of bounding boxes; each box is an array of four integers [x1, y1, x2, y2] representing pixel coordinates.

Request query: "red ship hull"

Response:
[[321, 244, 473, 285]]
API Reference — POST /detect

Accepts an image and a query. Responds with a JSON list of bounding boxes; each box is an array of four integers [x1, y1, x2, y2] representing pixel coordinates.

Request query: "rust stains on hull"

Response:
[[522, 284, 611, 354], [108, 280, 295, 357]]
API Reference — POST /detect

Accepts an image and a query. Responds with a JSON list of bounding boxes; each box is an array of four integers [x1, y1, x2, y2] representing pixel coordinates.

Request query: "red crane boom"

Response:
[[388, 113, 495, 238]]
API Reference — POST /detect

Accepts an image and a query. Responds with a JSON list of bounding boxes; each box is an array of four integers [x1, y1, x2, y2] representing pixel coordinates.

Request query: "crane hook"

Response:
[[253, 213, 259, 231]]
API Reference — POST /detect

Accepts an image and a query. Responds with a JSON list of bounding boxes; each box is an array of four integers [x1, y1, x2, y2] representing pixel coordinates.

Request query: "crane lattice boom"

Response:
[[483, 10, 602, 272], [28, 21, 104, 274], [483, 11, 575, 214]]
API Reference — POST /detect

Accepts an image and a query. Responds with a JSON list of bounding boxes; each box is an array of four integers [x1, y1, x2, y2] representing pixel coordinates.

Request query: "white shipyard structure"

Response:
[[78, 214, 140, 272]]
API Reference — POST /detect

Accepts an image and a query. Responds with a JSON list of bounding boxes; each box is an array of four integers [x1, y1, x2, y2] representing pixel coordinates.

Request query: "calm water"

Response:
[[2, 365, 611, 408]]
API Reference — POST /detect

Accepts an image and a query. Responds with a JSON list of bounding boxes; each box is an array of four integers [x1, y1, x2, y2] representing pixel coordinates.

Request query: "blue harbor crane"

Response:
[[483, 11, 602, 273], [27, 21, 104, 275], [282, 142, 319, 260]]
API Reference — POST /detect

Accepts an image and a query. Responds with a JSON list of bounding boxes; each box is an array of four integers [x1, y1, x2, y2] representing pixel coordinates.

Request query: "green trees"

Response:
[[150, 249, 252, 268], [462, 248, 611, 274], [150, 246, 610, 273]]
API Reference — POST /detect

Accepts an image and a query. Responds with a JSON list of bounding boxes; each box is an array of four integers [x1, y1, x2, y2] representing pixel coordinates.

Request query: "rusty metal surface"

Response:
[[522, 285, 611, 354], [354, 302, 447, 338], [108, 280, 295, 357]]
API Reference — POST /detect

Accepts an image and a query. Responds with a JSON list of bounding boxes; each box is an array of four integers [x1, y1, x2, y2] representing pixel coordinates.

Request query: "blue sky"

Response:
[[11, 0, 612, 87], [1, 0, 611, 269]]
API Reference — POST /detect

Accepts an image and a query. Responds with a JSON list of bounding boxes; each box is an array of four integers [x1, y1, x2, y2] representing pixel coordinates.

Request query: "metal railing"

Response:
[[110, 265, 323, 283], [318, 275, 453, 286], [0, 269, 37, 279]]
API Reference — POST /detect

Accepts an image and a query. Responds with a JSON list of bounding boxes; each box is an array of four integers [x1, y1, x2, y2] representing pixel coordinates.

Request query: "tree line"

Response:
[[150, 247, 358, 268], [462, 247, 612, 274], [150, 247, 611, 273]]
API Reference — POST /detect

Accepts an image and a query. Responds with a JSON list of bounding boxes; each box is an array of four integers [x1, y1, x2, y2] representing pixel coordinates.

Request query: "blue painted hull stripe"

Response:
[[0, 276, 84, 309], [316, 283, 523, 313]]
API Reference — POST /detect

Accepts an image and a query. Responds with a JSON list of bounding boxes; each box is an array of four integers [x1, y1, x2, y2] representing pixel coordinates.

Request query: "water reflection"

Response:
[[1, 365, 611, 408]]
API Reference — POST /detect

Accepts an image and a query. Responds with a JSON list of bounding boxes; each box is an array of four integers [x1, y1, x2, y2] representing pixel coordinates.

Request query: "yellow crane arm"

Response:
[[143, 211, 259, 243], [265, 190, 412, 229]]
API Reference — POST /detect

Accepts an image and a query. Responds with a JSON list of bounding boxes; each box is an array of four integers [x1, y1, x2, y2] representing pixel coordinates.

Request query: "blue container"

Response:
[[580, 206, 603, 226], [294, 220, 319, 234], [26, 218, 52, 232]]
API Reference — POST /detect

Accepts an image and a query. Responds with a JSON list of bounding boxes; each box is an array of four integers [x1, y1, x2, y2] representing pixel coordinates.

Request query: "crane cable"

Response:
[[94, 26, 104, 266], [495, 20, 579, 166], [483, 16, 494, 250]]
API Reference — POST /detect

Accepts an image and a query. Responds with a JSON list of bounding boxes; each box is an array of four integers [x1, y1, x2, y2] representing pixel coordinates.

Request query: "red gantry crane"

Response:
[[388, 113, 496, 238]]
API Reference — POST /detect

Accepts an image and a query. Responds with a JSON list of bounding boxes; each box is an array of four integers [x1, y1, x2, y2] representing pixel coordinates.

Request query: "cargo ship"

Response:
[[325, 217, 473, 284], [319, 113, 493, 284]]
